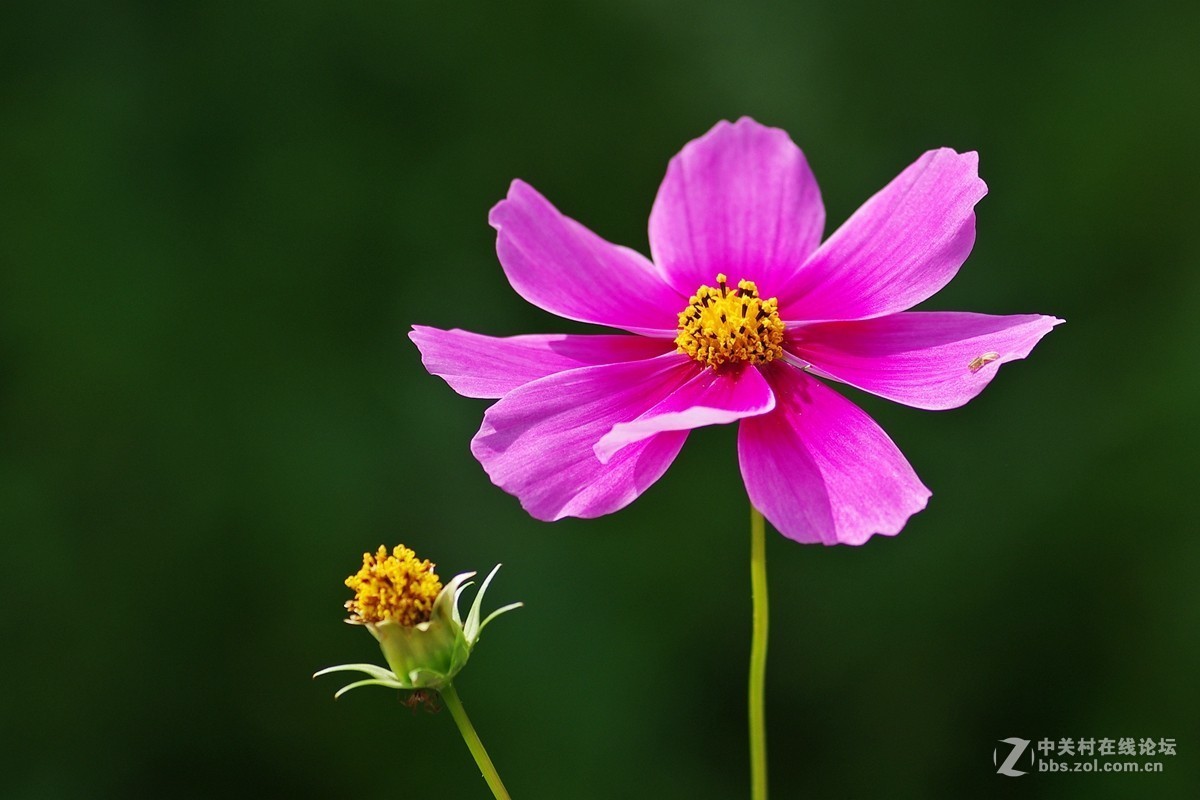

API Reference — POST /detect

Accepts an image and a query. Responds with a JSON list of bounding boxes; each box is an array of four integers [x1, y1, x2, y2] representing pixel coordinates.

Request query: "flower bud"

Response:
[[315, 545, 521, 696]]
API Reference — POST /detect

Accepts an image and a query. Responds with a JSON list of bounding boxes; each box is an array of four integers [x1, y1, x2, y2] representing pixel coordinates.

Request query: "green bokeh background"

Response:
[[3, 2, 1197, 798]]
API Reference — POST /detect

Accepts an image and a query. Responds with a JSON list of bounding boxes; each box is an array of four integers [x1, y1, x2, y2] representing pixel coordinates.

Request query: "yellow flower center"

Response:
[[344, 545, 443, 626], [675, 274, 785, 369]]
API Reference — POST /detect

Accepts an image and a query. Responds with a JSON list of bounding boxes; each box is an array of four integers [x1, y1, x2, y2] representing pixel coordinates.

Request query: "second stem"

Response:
[[749, 505, 769, 800], [441, 682, 512, 800]]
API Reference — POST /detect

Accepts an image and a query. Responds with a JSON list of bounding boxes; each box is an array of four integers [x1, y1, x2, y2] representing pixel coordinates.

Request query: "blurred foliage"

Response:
[[1, 1, 1198, 798]]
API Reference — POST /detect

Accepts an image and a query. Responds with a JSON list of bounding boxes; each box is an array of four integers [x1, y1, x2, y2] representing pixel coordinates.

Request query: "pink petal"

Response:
[[793, 312, 1064, 410], [649, 117, 825, 301], [776, 149, 987, 322], [796, 311, 1060, 410], [738, 366, 930, 545], [594, 364, 775, 463], [409, 325, 674, 399], [489, 180, 683, 336], [471, 353, 699, 521]]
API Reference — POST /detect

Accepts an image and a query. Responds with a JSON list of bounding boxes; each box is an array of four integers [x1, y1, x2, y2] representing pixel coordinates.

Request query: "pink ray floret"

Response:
[[410, 117, 1062, 544]]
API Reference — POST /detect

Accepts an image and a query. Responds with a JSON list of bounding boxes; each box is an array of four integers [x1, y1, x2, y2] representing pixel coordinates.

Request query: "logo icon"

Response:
[[994, 738, 1034, 777]]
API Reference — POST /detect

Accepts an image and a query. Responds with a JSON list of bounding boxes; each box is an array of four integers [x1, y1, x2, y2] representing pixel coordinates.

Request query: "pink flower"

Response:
[[411, 118, 1061, 545]]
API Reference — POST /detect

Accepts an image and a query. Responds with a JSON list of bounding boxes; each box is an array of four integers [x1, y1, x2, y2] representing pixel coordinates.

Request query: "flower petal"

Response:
[[738, 366, 930, 545], [410, 326, 674, 399], [649, 117, 825, 301], [489, 180, 683, 336], [594, 364, 775, 463], [776, 149, 987, 322], [471, 353, 697, 520], [793, 312, 1064, 410]]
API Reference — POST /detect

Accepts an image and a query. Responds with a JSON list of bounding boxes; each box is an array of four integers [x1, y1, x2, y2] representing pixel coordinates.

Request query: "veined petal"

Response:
[[649, 117, 825, 301], [471, 353, 697, 521], [738, 366, 930, 545], [489, 180, 683, 336], [594, 364, 775, 463], [777, 149, 986, 322], [410, 326, 674, 399], [793, 312, 1064, 410]]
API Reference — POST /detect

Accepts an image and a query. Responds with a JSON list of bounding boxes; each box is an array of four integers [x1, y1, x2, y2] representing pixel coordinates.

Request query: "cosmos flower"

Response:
[[315, 545, 521, 696], [411, 118, 1061, 544]]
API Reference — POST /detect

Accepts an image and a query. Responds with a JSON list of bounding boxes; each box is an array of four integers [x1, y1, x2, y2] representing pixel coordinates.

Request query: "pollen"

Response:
[[344, 545, 443, 627], [675, 274, 785, 369]]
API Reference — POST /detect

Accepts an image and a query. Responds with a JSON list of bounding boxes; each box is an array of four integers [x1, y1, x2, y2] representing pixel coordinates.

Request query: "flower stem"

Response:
[[440, 683, 513, 800], [749, 505, 769, 800]]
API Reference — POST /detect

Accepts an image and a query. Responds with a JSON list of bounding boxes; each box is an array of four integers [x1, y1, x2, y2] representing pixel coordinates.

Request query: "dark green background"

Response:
[[2, 1, 1197, 798]]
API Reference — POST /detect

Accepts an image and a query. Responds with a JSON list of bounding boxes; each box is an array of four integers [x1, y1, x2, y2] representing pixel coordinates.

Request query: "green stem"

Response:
[[749, 505, 769, 800], [441, 683, 513, 800]]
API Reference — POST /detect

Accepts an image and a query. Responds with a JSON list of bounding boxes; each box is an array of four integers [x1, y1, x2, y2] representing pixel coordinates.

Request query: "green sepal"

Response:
[[312, 663, 407, 698]]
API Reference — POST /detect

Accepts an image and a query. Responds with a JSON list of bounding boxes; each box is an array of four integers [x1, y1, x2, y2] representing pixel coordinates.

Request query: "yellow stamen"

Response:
[[675, 274, 785, 369], [345, 545, 443, 626]]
